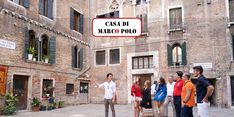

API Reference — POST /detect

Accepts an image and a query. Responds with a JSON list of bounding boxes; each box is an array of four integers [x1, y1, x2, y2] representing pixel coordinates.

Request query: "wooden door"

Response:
[[13, 75, 28, 110]]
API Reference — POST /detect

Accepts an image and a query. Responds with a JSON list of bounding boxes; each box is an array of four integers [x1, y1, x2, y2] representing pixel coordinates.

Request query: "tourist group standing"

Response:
[[130, 65, 214, 117], [92, 65, 214, 117]]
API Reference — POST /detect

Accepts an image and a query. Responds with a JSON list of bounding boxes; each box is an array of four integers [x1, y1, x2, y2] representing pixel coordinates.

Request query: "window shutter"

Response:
[[48, 0, 54, 19], [167, 44, 173, 66], [230, 0, 234, 22], [114, 11, 119, 18], [232, 36, 234, 60], [23, 0, 30, 8], [72, 46, 75, 68], [78, 48, 84, 69], [79, 14, 84, 34], [142, 14, 148, 32], [181, 42, 187, 65], [70, 8, 75, 30], [24, 27, 30, 59], [49, 36, 56, 64], [35, 37, 39, 60], [177, 8, 182, 28], [39, 0, 44, 15], [169, 9, 175, 29]]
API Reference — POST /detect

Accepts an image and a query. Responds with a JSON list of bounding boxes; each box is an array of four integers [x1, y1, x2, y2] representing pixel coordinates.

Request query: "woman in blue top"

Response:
[[154, 77, 167, 114]]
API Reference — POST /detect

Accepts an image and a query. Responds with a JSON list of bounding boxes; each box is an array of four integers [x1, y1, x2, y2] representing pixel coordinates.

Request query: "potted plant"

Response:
[[43, 55, 50, 63], [58, 101, 64, 108], [39, 105, 46, 111], [47, 105, 53, 111], [31, 97, 41, 112], [28, 47, 36, 60], [3, 94, 18, 115], [52, 102, 57, 109]]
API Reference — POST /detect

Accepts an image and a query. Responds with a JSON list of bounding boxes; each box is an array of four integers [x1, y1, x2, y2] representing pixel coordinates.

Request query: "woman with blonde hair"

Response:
[[131, 78, 142, 117]]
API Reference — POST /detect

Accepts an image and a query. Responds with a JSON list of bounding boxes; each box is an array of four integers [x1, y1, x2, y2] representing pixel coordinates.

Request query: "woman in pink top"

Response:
[[131, 78, 142, 117]]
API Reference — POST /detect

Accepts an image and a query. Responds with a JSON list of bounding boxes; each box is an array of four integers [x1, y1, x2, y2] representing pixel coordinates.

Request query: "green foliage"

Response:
[[42, 55, 50, 61], [3, 94, 18, 115], [58, 101, 64, 108], [31, 98, 41, 107], [28, 46, 36, 55]]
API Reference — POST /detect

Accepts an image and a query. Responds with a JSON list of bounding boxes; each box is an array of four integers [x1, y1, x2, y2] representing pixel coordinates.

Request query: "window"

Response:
[[169, 7, 182, 29], [72, 46, 84, 69], [42, 79, 53, 98], [137, 14, 148, 33], [41, 35, 49, 59], [10, 0, 30, 8], [167, 42, 186, 66], [172, 44, 182, 66], [24, 28, 56, 64], [136, 0, 147, 5], [29, 30, 38, 60], [109, 49, 120, 64], [232, 36, 234, 60], [39, 0, 53, 19], [96, 50, 105, 65], [96, 11, 119, 18], [70, 8, 84, 34], [230, 0, 234, 22], [66, 84, 74, 95], [132, 56, 153, 69]]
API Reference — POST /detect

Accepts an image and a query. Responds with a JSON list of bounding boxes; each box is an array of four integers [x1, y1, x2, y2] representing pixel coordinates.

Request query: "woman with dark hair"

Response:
[[154, 77, 167, 114], [140, 80, 152, 109], [131, 78, 142, 117]]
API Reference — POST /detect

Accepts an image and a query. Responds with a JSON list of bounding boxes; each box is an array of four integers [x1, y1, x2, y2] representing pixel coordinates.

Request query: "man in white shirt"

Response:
[[95, 73, 116, 117], [164, 76, 176, 117]]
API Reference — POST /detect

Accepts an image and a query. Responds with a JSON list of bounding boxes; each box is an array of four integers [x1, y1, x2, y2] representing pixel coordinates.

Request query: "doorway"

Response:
[[133, 74, 152, 90], [79, 82, 89, 103], [13, 75, 29, 110], [231, 76, 234, 106]]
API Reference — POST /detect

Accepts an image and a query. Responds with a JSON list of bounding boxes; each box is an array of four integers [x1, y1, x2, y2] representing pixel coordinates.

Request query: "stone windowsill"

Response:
[[168, 28, 185, 33], [169, 65, 186, 68], [72, 67, 82, 71], [25, 59, 53, 66]]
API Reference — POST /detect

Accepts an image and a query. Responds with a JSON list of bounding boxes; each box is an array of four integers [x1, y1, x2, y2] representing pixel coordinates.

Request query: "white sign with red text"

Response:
[[92, 18, 142, 37]]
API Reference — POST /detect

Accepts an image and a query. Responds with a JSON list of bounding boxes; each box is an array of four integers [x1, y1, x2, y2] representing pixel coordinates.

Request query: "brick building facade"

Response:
[[0, 0, 91, 110], [1, 0, 234, 111], [90, 0, 234, 108]]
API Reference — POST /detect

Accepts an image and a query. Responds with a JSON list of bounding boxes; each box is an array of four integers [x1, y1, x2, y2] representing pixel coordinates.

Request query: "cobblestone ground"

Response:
[[2, 104, 234, 117]]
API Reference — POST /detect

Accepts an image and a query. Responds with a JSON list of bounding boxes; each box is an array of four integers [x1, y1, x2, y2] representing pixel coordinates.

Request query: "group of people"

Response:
[[131, 66, 214, 117], [92, 66, 214, 117]]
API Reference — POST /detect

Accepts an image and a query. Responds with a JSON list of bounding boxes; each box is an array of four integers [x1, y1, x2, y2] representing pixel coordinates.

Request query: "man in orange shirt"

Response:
[[181, 73, 195, 117]]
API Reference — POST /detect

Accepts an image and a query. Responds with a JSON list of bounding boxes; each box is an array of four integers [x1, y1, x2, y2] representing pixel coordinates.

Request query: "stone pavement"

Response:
[[1, 104, 234, 117]]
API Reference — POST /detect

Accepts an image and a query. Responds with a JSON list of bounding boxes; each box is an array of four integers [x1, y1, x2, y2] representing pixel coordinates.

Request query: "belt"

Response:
[[167, 96, 172, 97]]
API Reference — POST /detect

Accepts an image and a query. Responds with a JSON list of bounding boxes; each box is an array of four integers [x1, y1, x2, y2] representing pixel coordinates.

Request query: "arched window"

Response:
[[172, 44, 182, 66], [167, 42, 186, 66], [41, 35, 49, 60], [29, 30, 36, 48]]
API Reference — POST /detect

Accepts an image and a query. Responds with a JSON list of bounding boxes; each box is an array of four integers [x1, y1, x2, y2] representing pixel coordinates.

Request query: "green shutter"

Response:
[[49, 36, 56, 64], [72, 46, 75, 68], [182, 42, 187, 65], [24, 27, 30, 59], [78, 48, 84, 69], [142, 14, 148, 32], [167, 44, 173, 66], [169, 9, 175, 29], [70, 8, 74, 30], [79, 14, 84, 34], [35, 37, 39, 60], [23, 0, 30, 8], [39, 0, 44, 15], [48, 0, 53, 19]]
